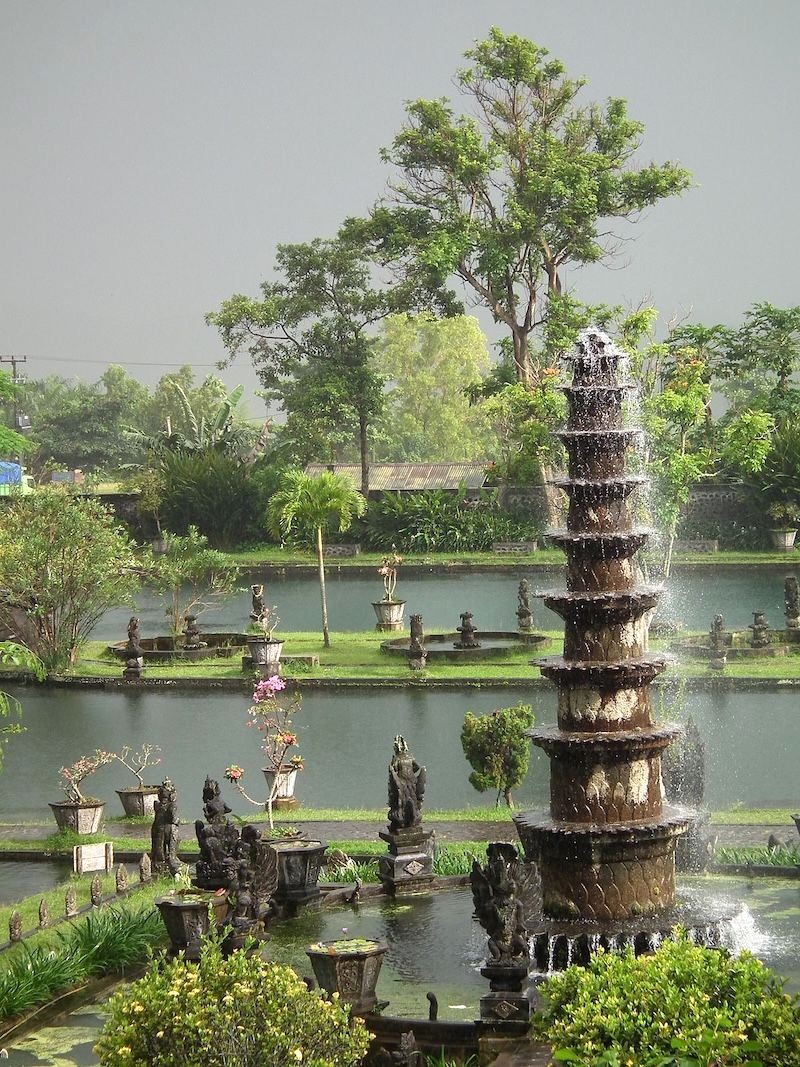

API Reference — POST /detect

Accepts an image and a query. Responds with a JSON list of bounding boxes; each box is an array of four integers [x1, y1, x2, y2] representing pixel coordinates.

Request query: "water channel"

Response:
[[96, 564, 799, 639], [1, 684, 797, 825]]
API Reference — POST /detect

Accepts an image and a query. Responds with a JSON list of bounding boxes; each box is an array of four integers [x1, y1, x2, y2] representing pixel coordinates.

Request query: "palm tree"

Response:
[[267, 471, 366, 648]]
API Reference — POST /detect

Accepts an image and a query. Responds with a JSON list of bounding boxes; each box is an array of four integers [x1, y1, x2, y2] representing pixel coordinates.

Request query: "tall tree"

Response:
[[266, 470, 366, 648], [208, 237, 419, 495], [722, 303, 800, 414], [355, 28, 691, 386], [373, 314, 493, 461]]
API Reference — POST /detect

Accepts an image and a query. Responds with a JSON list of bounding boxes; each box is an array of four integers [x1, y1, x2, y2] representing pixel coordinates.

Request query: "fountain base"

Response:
[[528, 883, 742, 973]]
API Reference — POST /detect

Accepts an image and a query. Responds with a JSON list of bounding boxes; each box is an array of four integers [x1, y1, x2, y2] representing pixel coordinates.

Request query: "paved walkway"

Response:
[[0, 819, 794, 849]]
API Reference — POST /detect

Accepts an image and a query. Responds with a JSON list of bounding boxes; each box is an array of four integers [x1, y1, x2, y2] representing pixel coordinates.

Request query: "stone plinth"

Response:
[[378, 827, 434, 895]]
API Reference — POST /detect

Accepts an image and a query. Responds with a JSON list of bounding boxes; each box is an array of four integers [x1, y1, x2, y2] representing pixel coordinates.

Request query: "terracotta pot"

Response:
[[49, 800, 105, 835], [372, 599, 406, 632], [306, 938, 388, 1013], [115, 786, 161, 818]]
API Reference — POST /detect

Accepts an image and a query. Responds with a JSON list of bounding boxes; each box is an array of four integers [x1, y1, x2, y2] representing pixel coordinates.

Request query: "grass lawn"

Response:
[[66, 629, 800, 684]]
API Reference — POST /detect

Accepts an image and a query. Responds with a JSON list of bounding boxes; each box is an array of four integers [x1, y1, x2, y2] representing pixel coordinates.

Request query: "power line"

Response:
[[29, 355, 220, 368]]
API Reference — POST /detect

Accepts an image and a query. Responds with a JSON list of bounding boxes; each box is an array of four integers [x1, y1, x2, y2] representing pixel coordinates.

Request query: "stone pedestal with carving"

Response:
[[378, 828, 434, 896], [478, 963, 534, 1036]]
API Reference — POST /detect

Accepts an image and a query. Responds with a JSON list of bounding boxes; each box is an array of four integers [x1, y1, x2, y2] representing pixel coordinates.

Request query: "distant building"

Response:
[[304, 462, 489, 499]]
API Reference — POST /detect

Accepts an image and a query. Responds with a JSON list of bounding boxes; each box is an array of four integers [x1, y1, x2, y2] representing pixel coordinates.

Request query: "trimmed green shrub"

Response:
[[538, 932, 800, 1066], [358, 488, 537, 553], [159, 449, 258, 549], [460, 703, 534, 808], [95, 935, 371, 1066]]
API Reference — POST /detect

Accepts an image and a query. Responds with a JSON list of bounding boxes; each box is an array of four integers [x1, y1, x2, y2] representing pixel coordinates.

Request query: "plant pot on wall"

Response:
[[306, 938, 388, 1014], [263, 766, 299, 809], [247, 637, 284, 674], [372, 600, 406, 632], [49, 800, 105, 835], [115, 786, 161, 818], [768, 528, 797, 550]]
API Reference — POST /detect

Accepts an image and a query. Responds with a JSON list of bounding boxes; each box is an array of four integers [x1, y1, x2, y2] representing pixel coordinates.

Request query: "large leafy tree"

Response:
[[356, 28, 692, 386], [208, 237, 420, 495], [373, 313, 493, 461], [721, 303, 800, 416], [267, 470, 366, 648], [0, 371, 34, 459], [0, 491, 141, 670]]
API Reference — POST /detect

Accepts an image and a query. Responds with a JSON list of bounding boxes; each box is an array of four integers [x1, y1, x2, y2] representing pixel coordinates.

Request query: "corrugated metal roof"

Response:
[[304, 463, 488, 491]]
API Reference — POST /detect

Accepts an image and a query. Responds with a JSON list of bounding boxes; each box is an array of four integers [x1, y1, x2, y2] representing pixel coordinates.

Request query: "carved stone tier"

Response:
[[557, 428, 642, 479], [547, 531, 651, 590], [528, 724, 680, 823], [538, 656, 669, 732], [513, 809, 690, 921], [553, 476, 647, 534], [542, 589, 661, 660], [561, 384, 630, 429]]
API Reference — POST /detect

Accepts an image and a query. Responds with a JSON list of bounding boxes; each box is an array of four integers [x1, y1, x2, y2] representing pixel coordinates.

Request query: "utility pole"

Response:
[[0, 355, 30, 442]]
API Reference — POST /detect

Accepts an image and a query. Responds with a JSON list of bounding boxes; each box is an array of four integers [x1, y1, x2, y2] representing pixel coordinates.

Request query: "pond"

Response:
[[1, 684, 797, 824], [2, 875, 799, 1065], [95, 564, 800, 641]]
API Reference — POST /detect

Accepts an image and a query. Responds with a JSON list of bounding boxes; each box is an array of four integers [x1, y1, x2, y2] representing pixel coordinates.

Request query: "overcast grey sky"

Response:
[[1, 1, 797, 408]]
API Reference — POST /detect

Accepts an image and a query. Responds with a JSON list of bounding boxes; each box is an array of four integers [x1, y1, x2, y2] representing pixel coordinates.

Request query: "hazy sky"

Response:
[[1, 1, 797, 410]]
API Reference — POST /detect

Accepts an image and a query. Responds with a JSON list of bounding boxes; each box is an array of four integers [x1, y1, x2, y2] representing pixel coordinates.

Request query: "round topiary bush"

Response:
[[94, 936, 371, 1067], [537, 931, 800, 1066]]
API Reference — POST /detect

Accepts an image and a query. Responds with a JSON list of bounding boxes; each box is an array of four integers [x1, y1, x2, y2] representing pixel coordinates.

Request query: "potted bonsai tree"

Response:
[[112, 743, 162, 817], [246, 603, 284, 675], [766, 501, 800, 550], [373, 551, 405, 631], [50, 749, 116, 834], [224, 675, 303, 828]]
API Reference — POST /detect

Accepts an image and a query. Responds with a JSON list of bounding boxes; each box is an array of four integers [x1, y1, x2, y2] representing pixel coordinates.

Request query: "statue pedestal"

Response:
[[378, 828, 434, 896], [477, 963, 533, 1036]]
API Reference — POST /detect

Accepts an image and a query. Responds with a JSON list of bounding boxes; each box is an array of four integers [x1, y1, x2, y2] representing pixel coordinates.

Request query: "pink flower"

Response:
[[252, 675, 286, 703]]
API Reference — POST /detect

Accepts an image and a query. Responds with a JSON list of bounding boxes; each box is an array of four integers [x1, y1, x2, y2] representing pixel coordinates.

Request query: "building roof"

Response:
[[304, 463, 488, 491]]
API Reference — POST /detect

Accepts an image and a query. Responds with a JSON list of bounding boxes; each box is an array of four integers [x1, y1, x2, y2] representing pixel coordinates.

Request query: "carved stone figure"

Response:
[[709, 614, 726, 651], [183, 613, 202, 650], [250, 583, 266, 621], [785, 576, 800, 628], [516, 579, 535, 631], [470, 842, 528, 964], [387, 735, 426, 832], [407, 613, 427, 670], [151, 777, 181, 876], [123, 616, 144, 676], [749, 610, 771, 648]]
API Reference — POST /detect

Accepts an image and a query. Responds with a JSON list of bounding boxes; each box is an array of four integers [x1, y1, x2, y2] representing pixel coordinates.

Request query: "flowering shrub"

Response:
[[113, 743, 162, 788], [537, 932, 800, 1066], [247, 676, 303, 772], [59, 749, 115, 803], [377, 551, 402, 601], [94, 935, 371, 1066]]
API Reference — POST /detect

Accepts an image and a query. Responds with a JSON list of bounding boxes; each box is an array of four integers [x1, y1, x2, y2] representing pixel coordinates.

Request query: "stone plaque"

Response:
[[73, 842, 114, 874]]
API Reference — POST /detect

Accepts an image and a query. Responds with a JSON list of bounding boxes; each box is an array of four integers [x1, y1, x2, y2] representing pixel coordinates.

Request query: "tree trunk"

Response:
[[358, 412, 370, 497], [316, 525, 330, 649], [512, 329, 535, 388]]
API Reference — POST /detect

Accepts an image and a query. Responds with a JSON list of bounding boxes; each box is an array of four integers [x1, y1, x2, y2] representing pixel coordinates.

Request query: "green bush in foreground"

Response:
[[95, 936, 371, 1067], [537, 933, 800, 1066]]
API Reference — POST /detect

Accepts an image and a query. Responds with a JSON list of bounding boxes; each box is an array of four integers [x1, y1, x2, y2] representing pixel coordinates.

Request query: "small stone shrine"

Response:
[[470, 842, 534, 1035], [708, 613, 727, 669], [150, 778, 181, 876], [379, 735, 434, 895], [749, 610, 771, 648], [183, 613, 203, 650], [454, 611, 480, 649], [123, 616, 144, 678]]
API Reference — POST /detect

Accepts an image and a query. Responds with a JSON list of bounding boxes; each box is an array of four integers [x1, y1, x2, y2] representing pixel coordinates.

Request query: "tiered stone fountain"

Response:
[[514, 328, 730, 971]]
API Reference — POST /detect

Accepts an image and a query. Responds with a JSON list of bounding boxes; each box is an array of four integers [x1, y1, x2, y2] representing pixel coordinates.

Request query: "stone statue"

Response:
[[124, 616, 144, 676], [407, 613, 427, 671], [150, 778, 181, 876], [454, 610, 480, 649], [470, 842, 528, 964], [202, 776, 231, 823], [516, 579, 535, 632], [387, 735, 426, 832], [785, 576, 800, 629], [709, 614, 726, 652], [250, 584, 266, 622], [749, 610, 771, 649], [195, 777, 239, 887], [183, 613, 202, 650]]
